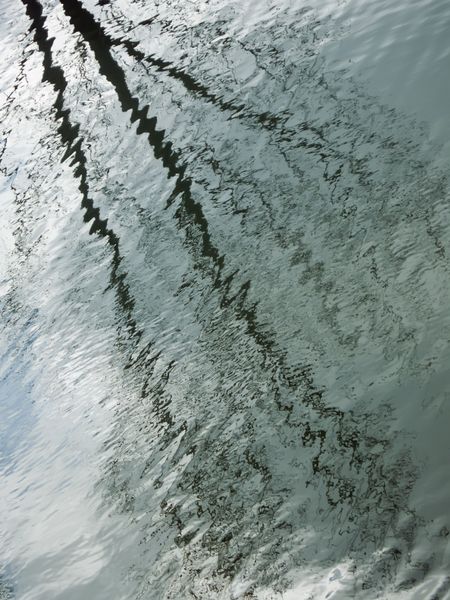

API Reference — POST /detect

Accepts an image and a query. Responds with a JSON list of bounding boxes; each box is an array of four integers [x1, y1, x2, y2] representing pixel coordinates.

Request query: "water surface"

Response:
[[1, 0, 450, 598]]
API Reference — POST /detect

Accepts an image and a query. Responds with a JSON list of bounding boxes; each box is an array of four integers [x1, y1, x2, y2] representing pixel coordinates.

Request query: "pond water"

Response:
[[1, 0, 449, 598]]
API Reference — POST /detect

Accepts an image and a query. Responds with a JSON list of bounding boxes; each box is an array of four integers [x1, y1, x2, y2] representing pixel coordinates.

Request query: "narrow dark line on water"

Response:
[[108, 35, 282, 130], [96, 16, 326, 148], [20, 0, 139, 336]]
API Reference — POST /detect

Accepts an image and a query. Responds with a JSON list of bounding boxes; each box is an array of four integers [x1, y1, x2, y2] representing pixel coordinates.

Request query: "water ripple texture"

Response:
[[0, 0, 449, 598]]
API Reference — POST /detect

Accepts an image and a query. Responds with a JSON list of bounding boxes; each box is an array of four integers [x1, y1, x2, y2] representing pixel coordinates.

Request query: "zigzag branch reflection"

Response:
[[21, 0, 138, 336]]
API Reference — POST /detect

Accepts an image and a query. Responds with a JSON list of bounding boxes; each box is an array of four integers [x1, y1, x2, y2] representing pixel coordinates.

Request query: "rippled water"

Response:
[[1, 0, 450, 598]]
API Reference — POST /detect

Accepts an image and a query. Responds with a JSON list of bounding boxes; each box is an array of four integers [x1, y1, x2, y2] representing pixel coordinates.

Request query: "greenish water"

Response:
[[1, 0, 449, 598]]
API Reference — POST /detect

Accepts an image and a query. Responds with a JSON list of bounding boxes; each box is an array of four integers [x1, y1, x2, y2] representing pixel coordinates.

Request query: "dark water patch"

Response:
[[0, 574, 14, 600]]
